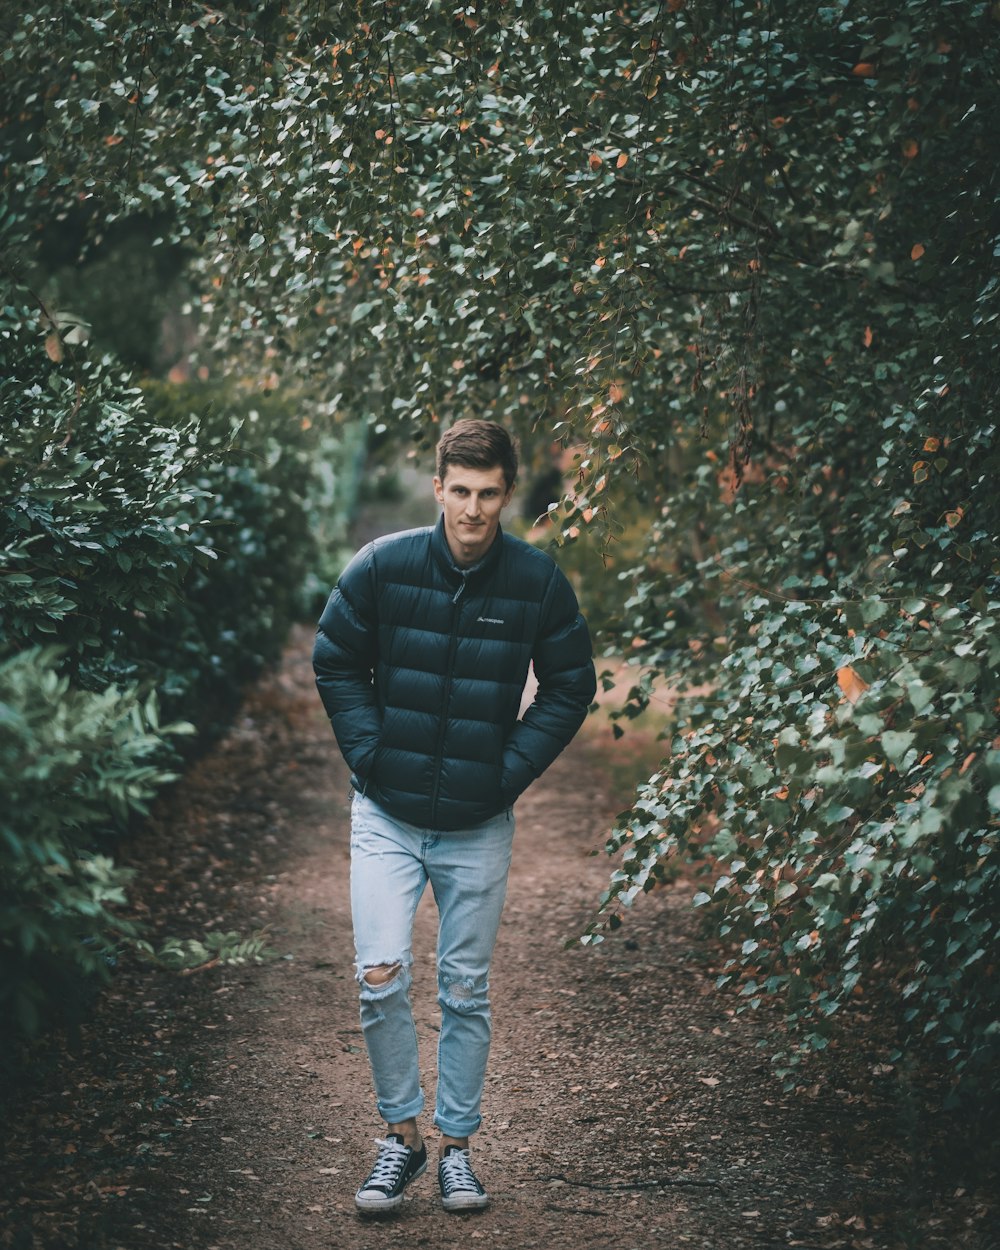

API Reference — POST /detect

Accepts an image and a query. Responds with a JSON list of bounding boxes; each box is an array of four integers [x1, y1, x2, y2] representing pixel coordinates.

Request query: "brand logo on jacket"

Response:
[[477, 615, 505, 625]]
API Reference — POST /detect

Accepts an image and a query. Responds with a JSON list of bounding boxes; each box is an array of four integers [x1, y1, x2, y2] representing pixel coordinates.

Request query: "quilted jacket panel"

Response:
[[313, 517, 595, 830]]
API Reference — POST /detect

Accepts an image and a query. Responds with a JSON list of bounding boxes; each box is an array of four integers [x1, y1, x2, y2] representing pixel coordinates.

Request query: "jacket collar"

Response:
[[430, 514, 504, 584]]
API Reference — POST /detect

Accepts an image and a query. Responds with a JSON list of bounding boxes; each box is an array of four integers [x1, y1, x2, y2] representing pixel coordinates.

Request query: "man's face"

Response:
[[433, 464, 515, 567]]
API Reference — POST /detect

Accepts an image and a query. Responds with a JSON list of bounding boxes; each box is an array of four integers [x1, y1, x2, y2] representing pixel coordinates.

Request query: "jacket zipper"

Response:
[[430, 574, 468, 824]]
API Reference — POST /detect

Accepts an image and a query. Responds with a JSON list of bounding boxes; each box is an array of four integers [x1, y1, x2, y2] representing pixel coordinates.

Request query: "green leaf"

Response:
[[881, 730, 915, 768]]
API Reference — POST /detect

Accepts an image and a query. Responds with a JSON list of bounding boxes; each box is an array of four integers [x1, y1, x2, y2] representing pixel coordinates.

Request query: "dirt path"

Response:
[[2, 629, 997, 1250]]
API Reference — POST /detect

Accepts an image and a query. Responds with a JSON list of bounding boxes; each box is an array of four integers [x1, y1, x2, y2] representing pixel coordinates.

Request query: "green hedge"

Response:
[[133, 378, 323, 732], [0, 647, 187, 1036], [0, 299, 352, 1044]]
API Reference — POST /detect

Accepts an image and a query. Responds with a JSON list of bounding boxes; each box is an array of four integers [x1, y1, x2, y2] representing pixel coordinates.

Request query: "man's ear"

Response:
[[503, 482, 516, 507], [433, 475, 444, 505]]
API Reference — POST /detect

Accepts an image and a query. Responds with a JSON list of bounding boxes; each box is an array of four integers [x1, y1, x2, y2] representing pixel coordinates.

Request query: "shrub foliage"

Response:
[[0, 647, 187, 1035], [1, 292, 342, 1039], [2, 0, 997, 1087]]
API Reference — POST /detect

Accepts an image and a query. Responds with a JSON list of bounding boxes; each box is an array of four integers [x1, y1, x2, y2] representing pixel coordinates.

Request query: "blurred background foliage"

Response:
[[1, 0, 997, 1096]]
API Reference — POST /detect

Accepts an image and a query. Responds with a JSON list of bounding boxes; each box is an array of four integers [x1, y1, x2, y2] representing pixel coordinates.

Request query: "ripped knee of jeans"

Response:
[[438, 972, 488, 1013], [357, 958, 411, 1001]]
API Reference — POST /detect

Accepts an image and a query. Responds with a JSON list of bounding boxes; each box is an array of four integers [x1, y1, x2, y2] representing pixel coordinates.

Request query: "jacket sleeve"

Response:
[[312, 543, 383, 781], [500, 564, 596, 804]]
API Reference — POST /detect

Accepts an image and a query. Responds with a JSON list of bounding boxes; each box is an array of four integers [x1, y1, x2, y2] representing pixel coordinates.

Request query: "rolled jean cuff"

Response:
[[433, 1111, 482, 1138], [377, 1091, 425, 1125]]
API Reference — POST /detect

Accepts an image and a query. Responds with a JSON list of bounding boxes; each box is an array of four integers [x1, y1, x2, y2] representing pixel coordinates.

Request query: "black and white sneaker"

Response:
[[438, 1145, 489, 1212], [354, 1134, 427, 1213]]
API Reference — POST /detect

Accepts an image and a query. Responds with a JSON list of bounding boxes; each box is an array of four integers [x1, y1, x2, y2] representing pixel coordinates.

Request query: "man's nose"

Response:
[[465, 494, 481, 516]]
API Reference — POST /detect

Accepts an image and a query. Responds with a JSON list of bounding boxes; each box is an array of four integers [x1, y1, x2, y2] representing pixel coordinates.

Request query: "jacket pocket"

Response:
[[354, 739, 383, 795]]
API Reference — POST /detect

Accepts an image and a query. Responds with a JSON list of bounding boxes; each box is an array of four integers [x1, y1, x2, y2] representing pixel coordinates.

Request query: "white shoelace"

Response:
[[439, 1148, 480, 1195], [362, 1137, 411, 1190]]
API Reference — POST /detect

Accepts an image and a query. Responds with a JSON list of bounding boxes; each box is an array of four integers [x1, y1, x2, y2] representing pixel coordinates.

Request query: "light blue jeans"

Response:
[[349, 791, 516, 1139]]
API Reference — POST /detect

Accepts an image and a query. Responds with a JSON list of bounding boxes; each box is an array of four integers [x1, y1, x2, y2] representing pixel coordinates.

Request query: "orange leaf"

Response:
[[606, 444, 623, 461], [911, 242, 925, 260], [44, 333, 63, 362], [902, 139, 919, 159], [589, 152, 603, 171], [863, 325, 873, 348], [923, 436, 940, 452], [616, 152, 629, 168], [837, 665, 869, 705], [852, 62, 877, 77], [945, 508, 964, 528], [774, 785, 790, 800]]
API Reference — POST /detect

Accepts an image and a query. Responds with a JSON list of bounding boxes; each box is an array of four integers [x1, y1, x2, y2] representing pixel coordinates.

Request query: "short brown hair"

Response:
[[436, 419, 519, 491]]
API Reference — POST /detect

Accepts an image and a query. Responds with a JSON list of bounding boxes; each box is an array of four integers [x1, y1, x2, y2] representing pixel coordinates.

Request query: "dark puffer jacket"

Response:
[[313, 517, 596, 831]]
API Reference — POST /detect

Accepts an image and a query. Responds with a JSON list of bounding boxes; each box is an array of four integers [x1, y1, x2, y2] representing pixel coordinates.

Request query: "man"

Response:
[[313, 419, 595, 1215]]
